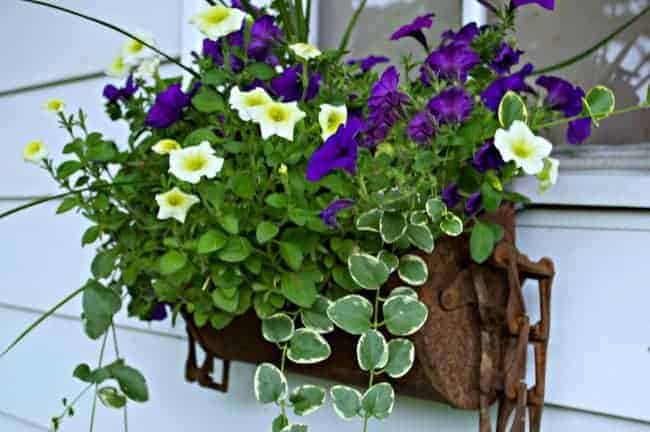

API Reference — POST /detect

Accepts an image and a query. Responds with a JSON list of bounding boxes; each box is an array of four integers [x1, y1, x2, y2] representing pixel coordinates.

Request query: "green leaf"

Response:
[[470, 222, 495, 264], [281, 272, 318, 308], [256, 221, 279, 244], [231, 171, 256, 199], [356, 209, 382, 232], [406, 224, 434, 253], [98, 386, 127, 409], [91, 250, 116, 279], [272, 415, 289, 432], [327, 295, 373, 335], [377, 250, 399, 273], [218, 237, 252, 263], [107, 361, 149, 402], [440, 212, 464, 237], [86, 140, 118, 162], [498, 91, 528, 128], [183, 128, 219, 147], [262, 313, 295, 343], [488, 222, 505, 243], [379, 212, 408, 243], [356, 330, 388, 372], [82, 280, 121, 340], [383, 339, 415, 378], [219, 213, 240, 234], [56, 160, 82, 179], [362, 383, 395, 420], [197, 229, 228, 254], [347, 253, 390, 290], [383, 295, 428, 336], [409, 210, 428, 226], [301, 296, 334, 334], [425, 198, 445, 221], [211, 286, 240, 313], [192, 87, 225, 113], [481, 182, 502, 213], [280, 425, 308, 432], [254, 363, 288, 404], [81, 226, 101, 246], [210, 311, 235, 330], [330, 385, 362, 420], [397, 255, 428, 286], [159, 250, 187, 275], [389, 286, 418, 299], [586, 85, 616, 120], [279, 242, 304, 271], [56, 196, 79, 214], [265, 193, 288, 208], [287, 329, 331, 364], [289, 385, 326, 416], [244, 62, 276, 80]]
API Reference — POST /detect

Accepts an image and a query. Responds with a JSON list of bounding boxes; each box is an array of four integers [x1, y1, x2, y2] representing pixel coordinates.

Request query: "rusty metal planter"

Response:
[[183, 206, 555, 432]]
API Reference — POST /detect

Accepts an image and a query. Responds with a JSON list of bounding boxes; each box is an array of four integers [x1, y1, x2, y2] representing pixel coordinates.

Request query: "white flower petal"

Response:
[[250, 101, 306, 142], [169, 142, 224, 184], [155, 187, 200, 223], [23, 140, 48, 164], [122, 31, 156, 66], [191, 6, 248, 40], [318, 104, 347, 141], [493, 120, 553, 176], [229, 87, 272, 121], [289, 43, 322, 60]]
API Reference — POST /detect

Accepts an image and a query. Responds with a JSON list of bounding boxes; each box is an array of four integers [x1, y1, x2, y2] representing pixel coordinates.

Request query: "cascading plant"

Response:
[[3, 0, 649, 431]]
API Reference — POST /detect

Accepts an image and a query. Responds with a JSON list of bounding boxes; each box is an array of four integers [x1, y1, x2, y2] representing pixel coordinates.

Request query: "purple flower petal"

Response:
[[103, 75, 138, 103], [390, 13, 435, 49], [471, 139, 505, 173], [348, 55, 390, 73], [492, 43, 524, 75], [442, 184, 462, 209], [428, 87, 474, 124], [248, 15, 283, 63], [511, 0, 555, 10], [465, 192, 483, 216], [146, 83, 192, 129], [150, 303, 168, 321], [407, 111, 436, 143], [271, 65, 320, 102], [441, 23, 480, 47], [306, 118, 363, 182], [481, 63, 535, 112], [536, 76, 585, 117], [426, 42, 480, 83], [321, 199, 355, 228], [567, 117, 591, 145], [103, 84, 121, 103]]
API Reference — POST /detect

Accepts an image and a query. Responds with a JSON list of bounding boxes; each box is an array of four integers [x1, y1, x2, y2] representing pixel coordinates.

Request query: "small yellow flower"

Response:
[[318, 104, 347, 141], [155, 187, 200, 223], [122, 31, 155, 66], [537, 157, 559, 193], [289, 43, 322, 61], [169, 141, 224, 184], [190, 6, 248, 40], [229, 87, 272, 121], [494, 120, 552, 175], [44, 98, 65, 113], [106, 54, 129, 78], [152, 139, 181, 155], [278, 164, 288, 176], [249, 101, 306, 141], [23, 140, 49, 164]]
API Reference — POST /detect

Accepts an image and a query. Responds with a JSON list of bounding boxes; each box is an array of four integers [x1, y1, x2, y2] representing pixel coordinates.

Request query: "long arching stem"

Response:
[[337, 0, 368, 57]]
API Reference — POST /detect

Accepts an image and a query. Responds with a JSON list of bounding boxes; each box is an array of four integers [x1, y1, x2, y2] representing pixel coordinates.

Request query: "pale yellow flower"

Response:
[[23, 140, 49, 163], [289, 43, 322, 61], [105, 54, 129, 78], [229, 87, 272, 121], [537, 157, 559, 193], [44, 98, 65, 113], [318, 104, 347, 141], [190, 6, 248, 40], [122, 31, 155, 66], [494, 121, 552, 175], [169, 141, 224, 184], [152, 139, 181, 155], [249, 101, 306, 141], [155, 187, 200, 223]]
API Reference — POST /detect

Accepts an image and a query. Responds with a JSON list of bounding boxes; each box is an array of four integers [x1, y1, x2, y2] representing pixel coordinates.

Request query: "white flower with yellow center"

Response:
[[134, 57, 161, 83], [537, 157, 559, 193], [105, 54, 129, 78], [494, 120, 552, 175], [44, 98, 65, 113], [319, 104, 347, 141], [169, 141, 224, 184], [229, 87, 272, 121], [250, 101, 306, 141], [190, 6, 248, 40], [152, 139, 181, 155], [122, 31, 155, 66], [289, 43, 322, 61], [23, 140, 49, 164], [155, 187, 200, 223]]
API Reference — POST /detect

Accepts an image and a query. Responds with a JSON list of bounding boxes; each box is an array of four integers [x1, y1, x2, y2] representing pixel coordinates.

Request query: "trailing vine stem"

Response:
[[535, 103, 649, 130], [89, 331, 109, 432], [111, 324, 129, 432], [337, 0, 368, 58]]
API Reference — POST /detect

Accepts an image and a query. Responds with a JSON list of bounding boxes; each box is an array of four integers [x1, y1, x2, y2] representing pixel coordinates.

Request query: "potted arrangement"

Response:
[[3, 0, 648, 431]]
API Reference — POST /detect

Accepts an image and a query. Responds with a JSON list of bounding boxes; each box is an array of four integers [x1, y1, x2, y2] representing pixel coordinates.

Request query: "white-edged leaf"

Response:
[[289, 384, 326, 416], [362, 382, 395, 420], [301, 295, 334, 334], [348, 253, 390, 290], [383, 295, 429, 336], [254, 363, 288, 404], [398, 255, 429, 286], [287, 329, 331, 364], [440, 212, 464, 237], [356, 209, 382, 232], [262, 313, 295, 343], [330, 385, 362, 420], [498, 90, 529, 128], [586, 85, 616, 120], [327, 295, 373, 335], [356, 330, 389, 372], [280, 425, 308, 432], [425, 198, 446, 221], [377, 250, 399, 273], [389, 286, 418, 299], [383, 339, 415, 378], [406, 224, 434, 253], [379, 212, 408, 243], [409, 210, 429, 226]]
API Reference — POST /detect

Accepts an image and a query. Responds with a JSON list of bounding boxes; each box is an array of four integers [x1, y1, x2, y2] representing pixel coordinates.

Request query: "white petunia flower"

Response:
[[318, 104, 347, 141], [122, 31, 155, 66], [134, 57, 161, 83], [190, 6, 248, 40], [152, 139, 181, 155], [44, 98, 65, 113], [105, 54, 130, 78], [537, 157, 559, 193], [155, 187, 200, 223], [289, 43, 322, 60], [229, 87, 272, 121], [169, 141, 224, 184], [23, 140, 49, 163], [494, 120, 552, 175], [249, 101, 306, 141]]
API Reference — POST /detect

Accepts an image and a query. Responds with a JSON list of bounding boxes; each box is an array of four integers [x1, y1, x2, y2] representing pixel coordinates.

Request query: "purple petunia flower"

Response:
[[248, 15, 283, 64], [150, 303, 168, 321], [441, 22, 480, 47], [428, 87, 474, 124], [407, 111, 436, 143], [202, 32, 245, 72], [306, 118, 364, 182], [271, 65, 321, 102], [426, 42, 481, 83], [321, 199, 355, 228], [362, 67, 410, 147], [442, 183, 462, 209], [536, 76, 585, 117], [492, 43, 524, 75], [390, 13, 435, 49], [471, 139, 505, 173], [567, 118, 592, 145], [465, 192, 483, 216], [348, 55, 390, 73], [103, 75, 138, 103], [481, 63, 535, 112], [511, 0, 555, 10], [146, 83, 194, 129]]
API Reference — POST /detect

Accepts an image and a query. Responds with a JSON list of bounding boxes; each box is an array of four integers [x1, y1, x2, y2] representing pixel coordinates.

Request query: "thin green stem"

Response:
[[536, 104, 648, 129], [89, 332, 109, 432], [337, 0, 368, 57], [52, 383, 93, 429], [279, 343, 289, 417], [111, 324, 129, 432], [18, 0, 199, 79]]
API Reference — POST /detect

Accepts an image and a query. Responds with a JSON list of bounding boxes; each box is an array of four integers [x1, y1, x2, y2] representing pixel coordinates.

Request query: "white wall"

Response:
[[0, 1, 649, 431]]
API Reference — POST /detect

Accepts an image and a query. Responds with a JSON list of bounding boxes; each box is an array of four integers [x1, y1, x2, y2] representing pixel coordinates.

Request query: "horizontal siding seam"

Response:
[[0, 409, 48, 431]]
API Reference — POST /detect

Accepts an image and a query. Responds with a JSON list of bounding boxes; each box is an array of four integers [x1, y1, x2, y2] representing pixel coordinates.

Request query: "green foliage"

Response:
[[361, 383, 395, 420], [262, 313, 295, 343], [384, 339, 415, 378], [287, 329, 331, 364], [327, 295, 373, 335], [289, 385, 327, 416], [254, 363, 288, 404], [82, 280, 121, 339], [383, 295, 428, 336], [74, 359, 148, 402], [347, 254, 390, 290], [330, 385, 362, 420], [356, 330, 388, 372], [498, 91, 529, 128]]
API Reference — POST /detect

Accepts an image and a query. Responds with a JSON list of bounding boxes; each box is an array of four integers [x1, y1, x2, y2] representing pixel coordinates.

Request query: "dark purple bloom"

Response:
[[465, 192, 483, 216], [306, 118, 363, 182], [426, 42, 481, 83], [202, 33, 245, 72], [321, 199, 355, 228], [511, 0, 555, 10], [492, 43, 524, 75], [442, 184, 462, 209], [441, 23, 480, 47], [407, 111, 436, 143], [248, 15, 283, 64], [348, 55, 390, 73], [567, 118, 592, 145], [368, 66, 410, 113], [103, 85, 121, 103], [360, 121, 391, 148], [390, 13, 435, 49], [428, 87, 474, 124], [271, 65, 321, 102], [536, 76, 585, 117], [481, 63, 535, 112], [103, 75, 138, 103], [150, 303, 168, 321], [146, 83, 193, 129], [471, 139, 505, 173]]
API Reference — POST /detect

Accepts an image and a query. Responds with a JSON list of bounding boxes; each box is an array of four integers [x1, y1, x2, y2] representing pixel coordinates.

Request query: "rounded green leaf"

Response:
[[98, 386, 126, 409], [287, 329, 331, 364], [348, 253, 390, 290], [398, 255, 429, 286], [218, 237, 252, 263], [362, 382, 395, 420], [440, 212, 464, 237], [301, 296, 334, 334], [197, 230, 228, 254], [327, 295, 373, 335], [426, 198, 445, 221], [158, 250, 186, 275], [254, 363, 288, 404], [356, 330, 388, 372], [406, 224, 434, 253], [379, 212, 408, 243], [330, 385, 362, 420], [281, 272, 318, 308], [289, 384, 326, 416], [586, 85, 615, 120], [409, 210, 429, 226], [498, 91, 528, 128], [107, 361, 149, 402], [211, 286, 240, 313], [389, 286, 418, 299], [279, 242, 304, 271], [262, 313, 295, 343], [356, 209, 382, 232], [377, 250, 399, 273], [383, 295, 429, 336], [256, 221, 280, 244], [470, 223, 495, 264], [383, 339, 415, 378]]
